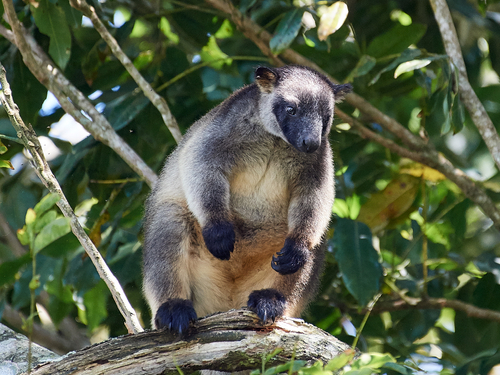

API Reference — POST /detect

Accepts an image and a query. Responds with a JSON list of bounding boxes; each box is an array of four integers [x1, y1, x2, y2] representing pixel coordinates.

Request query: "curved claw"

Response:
[[271, 238, 309, 275], [247, 289, 286, 324], [155, 299, 197, 334]]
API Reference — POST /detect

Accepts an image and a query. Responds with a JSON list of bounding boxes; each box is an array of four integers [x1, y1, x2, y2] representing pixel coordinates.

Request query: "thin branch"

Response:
[[204, 0, 500, 231], [430, 0, 500, 171], [0, 63, 143, 334], [1, 304, 87, 355], [366, 297, 500, 324], [203, 0, 425, 150], [1, 1, 158, 187], [69, 0, 183, 144]]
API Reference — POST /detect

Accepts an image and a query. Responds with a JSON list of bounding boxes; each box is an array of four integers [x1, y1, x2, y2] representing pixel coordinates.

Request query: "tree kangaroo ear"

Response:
[[255, 66, 278, 93], [332, 83, 352, 103]]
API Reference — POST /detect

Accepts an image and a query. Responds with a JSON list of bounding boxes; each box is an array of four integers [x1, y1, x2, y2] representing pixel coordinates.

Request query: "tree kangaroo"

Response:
[[143, 65, 351, 332]]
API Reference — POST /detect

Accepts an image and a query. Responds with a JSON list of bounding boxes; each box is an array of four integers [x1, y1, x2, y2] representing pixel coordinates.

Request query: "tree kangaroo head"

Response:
[[255, 66, 351, 153]]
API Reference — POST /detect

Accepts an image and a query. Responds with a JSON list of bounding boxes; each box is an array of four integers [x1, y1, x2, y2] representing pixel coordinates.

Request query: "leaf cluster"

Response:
[[0, 0, 500, 374]]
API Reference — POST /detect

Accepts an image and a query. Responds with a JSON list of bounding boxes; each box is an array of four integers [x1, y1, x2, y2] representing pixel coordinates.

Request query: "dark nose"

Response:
[[301, 135, 320, 153]]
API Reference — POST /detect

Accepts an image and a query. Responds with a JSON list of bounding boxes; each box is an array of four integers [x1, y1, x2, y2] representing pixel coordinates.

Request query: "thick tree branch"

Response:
[[0, 63, 143, 334], [1, 0, 158, 187], [204, 0, 500, 231], [69, 0, 183, 144], [29, 310, 352, 375], [430, 0, 500, 171], [0, 323, 58, 375]]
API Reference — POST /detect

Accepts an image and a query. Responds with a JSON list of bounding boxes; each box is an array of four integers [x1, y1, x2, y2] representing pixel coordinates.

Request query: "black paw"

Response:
[[247, 289, 286, 323], [154, 299, 197, 334], [271, 238, 309, 275], [202, 221, 235, 260]]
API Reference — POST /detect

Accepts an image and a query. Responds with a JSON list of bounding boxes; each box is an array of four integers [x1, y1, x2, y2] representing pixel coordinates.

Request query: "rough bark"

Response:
[[0, 324, 58, 375], [0, 63, 143, 335], [26, 310, 351, 375]]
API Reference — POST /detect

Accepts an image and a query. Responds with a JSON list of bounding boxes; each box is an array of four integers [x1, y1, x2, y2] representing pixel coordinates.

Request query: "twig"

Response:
[[1, 304, 81, 355], [203, 0, 500, 231], [203, 0, 425, 150], [0, 63, 143, 334], [352, 293, 381, 349], [430, 0, 500, 171], [365, 297, 500, 324], [1, 0, 157, 187], [69, 0, 183, 144]]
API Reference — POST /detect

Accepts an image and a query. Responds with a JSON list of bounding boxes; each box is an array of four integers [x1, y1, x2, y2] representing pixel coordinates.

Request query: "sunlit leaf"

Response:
[[0, 159, 13, 169], [399, 159, 446, 182], [270, 8, 304, 55], [324, 349, 356, 370], [25, 208, 36, 226], [160, 17, 180, 44], [394, 58, 432, 78], [34, 193, 61, 216], [317, 2, 349, 41], [200, 36, 232, 69], [33, 217, 71, 254], [357, 175, 419, 232], [0, 139, 7, 154], [351, 353, 396, 369], [33, 210, 58, 233], [370, 49, 422, 85], [214, 19, 233, 39]]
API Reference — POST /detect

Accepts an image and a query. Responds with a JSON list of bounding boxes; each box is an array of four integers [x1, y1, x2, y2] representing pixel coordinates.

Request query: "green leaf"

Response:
[[0, 139, 7, 154], [270, 9, 304, 55], [214, 19, 233, 39], [357, 175, 419, 233], [381, 362, 416, 375], [331, 218, 383, 306], [369, 49, 422, 85], [160, 17, 179, 44], [345, 55, 376, 82], [394, 58, 432, 78], [317, 2, 349, 41], [34, 193, 61, 216], [324, 349, 356, 370], [31, 0, 71, 70], [17, 227, 30, 246], [83, 280, 109, 332], [351, 353, 396, 369], [0, 159, 13, 169], [0, 254, 31, 287], [367, 23, 427, 59], [33, 217, 71, 254], [33, 210, 58, 233], [451, 93, 465, 134], [59, 0, 82, 29], [25, 208, 36, 226], [200, 36, 231, 69]]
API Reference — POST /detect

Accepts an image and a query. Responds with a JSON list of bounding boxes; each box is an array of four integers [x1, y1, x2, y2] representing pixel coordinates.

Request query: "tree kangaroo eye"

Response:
[[286, 106, 297, 115]]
